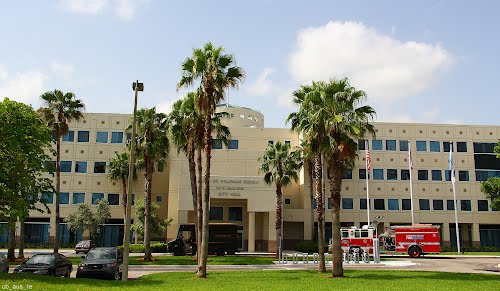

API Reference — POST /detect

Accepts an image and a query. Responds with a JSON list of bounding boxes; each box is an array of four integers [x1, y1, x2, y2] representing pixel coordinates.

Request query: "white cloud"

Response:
[[58, 0, 107, 14], [289, 21, 455, 102], [156, 95, 183, 115], [246, 67, 275, 96], [0, 69, 48, 105], [58, 0, 149, 20], [276, 88, 296, 110], [50, 62, 75, 80]]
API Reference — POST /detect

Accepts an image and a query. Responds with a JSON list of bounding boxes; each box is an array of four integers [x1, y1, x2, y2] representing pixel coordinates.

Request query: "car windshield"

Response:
[[77, 241, 90, 246], [26, 255, 55, 265], [86, 249, 115, 260]]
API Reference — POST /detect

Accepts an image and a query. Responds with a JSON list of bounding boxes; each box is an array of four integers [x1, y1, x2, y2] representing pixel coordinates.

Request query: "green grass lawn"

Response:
[[9, 255, 276, 266], [438, 252, 500, 256], [1, 270, 499, 291]]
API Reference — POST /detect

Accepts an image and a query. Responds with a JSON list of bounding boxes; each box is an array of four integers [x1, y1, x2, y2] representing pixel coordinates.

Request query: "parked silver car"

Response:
[[0, 253, 9, 273], [76, 247, 123, 280]]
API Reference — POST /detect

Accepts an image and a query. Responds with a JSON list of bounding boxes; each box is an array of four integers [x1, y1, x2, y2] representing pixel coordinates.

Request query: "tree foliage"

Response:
[[131, 199, 172, 237], [64, 199, 111, 238]]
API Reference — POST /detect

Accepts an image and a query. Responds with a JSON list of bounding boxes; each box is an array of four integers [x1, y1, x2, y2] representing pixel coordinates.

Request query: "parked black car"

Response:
[[76, 247, 123, 280], [13, 253, 72, 277], [75, 240, 96, 254], [0, 253, 9, 273]]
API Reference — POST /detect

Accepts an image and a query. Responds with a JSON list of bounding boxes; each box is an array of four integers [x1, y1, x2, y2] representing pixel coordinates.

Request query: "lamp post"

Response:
[[122, 80, 143, 281]]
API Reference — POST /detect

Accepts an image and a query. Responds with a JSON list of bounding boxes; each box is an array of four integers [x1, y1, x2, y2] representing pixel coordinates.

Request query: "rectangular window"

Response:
[[111, 132, 123, 144], [60, 192, 69, 205], [374, 199, 385, 210], [131, 194, 135, 205], [342, 198, 353, 210], [443, 142, 452, 152], [386, 140, 396, 151], [94, 162, 106, 173], [96, 131, 108, 143], [342, 170, 352, 179], [429, 141, 440, 152], [360, 199, 368, 210], [228, 140, 239, 150], [478, 200, 489, 211], [447, 200, 455, 210], [92, 193, 104, 205], [461, 200, 471, 211], [419, 199, 430, 210], [284, 141, 291, 146], [358, 139, 366, 150], [387, 169, 398, 180], [211, 139, 223, 149], [401, 169, 410, 180], [60, 161, 72, 173], [373, 169, 384, 180], [399, 140, 409, 152], [473, 142, 497, 153], [372, 140, 383, 150], [445, 170, 453, 181], [78, 131, 89, 142], [418, 170, 428, 180], [458, 171, 469, 181], [359, 169, 367, 180], [75, 161, 87, 173], [456, 142, 467, 152], [431, 170, 442, 181], [44, 161, 56, 172], [229, 207, 243, 221], [62, 131, 74, 142], [73, 193, 85, 204], [416, 140, 427, 152], [284, 198, 291, 205], [156, 195, 163, 203], [209, 206, 224, 220], [42, 192, 54, 204], [388, 199, 399, 210], [433, 199, 444, 210], [108, 194, 120, 205], [402, 199, 411, 210], [327, 198, 332, 209]]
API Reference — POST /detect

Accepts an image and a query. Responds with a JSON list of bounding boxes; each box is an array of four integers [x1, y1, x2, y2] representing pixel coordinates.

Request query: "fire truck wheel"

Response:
[[408, 246, 422, 258]]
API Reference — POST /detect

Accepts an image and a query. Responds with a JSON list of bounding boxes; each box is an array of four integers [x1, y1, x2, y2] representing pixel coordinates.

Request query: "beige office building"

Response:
[[3, 104, 499, 251]]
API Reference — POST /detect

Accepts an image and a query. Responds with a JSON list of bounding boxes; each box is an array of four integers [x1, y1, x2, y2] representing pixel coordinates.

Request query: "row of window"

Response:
[[313, 198, 498, 212], [45, 161, 107, 174], [359, 140, 468, 153], [57, 130, 129, 144], [211, 139, 239, 150], [353, 169, 469, 181], [41, 192, 163, 205], [209, 206, 243, 221]]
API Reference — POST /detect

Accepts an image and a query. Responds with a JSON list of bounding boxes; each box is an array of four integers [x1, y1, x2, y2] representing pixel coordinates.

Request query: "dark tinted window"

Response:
[[60, 161, 72, 173], [387, 169, 398, 180], [360, 199, 368, 210], [418, 170, 428, 180], [108, 194, 120, 205], [447, 200, 455, 210], [229, 207, 242, 221], [429, 141, 440, 152], [433, 200, 444, 210], [62, 131, 74, 142], [94, 162, 106, 173], [401, 169, 410, 180], [443, 142, 452, 152], [456, 142, 467, 152], [78, 131, 89, 142], [388, 199, 399, 210], [373, 169, 384, 180], [461, 200, 471, 211], [473, 143, 497, 153], [342, 198, 353, 210], [228, 140, 239, 150], [342, 170, 352, 179], [399, 140, 409, 152], [459, 171, 469, 181], [386, 140, 396, 151], [359, 169, 367, 179], [478, 200, 489, 211], [209, 207, 223, 220], [419, 199, 430, 210], [402, 199, 411, 210], [374, 199, 385, 210], [211, 139, 223, 149], [416, 141, 427, 152], [358, 139, 366, 150], [431, 170, 442, 181]]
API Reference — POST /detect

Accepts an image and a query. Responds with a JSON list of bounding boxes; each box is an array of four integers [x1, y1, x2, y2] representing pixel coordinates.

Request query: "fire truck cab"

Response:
[[340, 226, 376, 254], [380, 225, 441, 258]]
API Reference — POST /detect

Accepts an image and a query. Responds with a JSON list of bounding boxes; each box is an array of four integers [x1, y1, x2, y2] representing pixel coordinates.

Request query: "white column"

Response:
[[248, 211, 255, 252]]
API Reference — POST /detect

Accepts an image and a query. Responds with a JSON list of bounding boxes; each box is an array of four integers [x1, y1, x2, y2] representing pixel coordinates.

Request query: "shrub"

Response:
[[116, 242, 168, 253], [441, 246, 500, 253], [295, 241, 318, 254]]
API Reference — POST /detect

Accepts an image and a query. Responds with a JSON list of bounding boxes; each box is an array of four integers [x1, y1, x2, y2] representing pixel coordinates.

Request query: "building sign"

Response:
[[211, 177, 262, 198]]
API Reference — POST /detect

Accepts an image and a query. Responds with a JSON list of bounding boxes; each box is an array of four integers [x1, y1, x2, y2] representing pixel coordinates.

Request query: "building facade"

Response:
[[2, 104, 499, 250]]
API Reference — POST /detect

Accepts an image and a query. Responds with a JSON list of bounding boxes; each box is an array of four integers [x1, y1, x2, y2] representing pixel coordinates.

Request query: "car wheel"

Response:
[[114, 269, 120, 280], [216, 249, 225, 256]]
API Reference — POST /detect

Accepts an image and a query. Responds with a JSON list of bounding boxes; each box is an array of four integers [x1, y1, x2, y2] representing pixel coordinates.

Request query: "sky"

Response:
[[1, 0, 499, 128]]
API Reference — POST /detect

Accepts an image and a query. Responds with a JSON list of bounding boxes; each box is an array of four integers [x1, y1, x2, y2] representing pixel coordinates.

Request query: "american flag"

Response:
[[365, 140, 371, 171]]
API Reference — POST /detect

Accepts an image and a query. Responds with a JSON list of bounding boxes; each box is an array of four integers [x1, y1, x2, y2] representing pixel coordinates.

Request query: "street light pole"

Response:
[[122, 80, 143, 281]]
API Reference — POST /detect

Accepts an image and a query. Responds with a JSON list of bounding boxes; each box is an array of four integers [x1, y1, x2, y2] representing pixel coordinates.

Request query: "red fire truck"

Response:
[[338, 224, 441, 258]]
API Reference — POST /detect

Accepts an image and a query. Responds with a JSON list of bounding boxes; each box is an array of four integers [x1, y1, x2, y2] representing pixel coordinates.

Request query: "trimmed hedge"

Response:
[[441, 246, 500, 253], [295, 241, 318, 254], [116, 242, 168, 253]]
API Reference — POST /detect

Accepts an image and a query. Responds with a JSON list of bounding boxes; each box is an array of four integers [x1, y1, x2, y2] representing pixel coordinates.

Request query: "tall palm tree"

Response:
[[128, 107, 169, 262], [298, 78, 376, 277], [259, 142, 301, 259], [297, 140, 315, 241], [39, 90, 85, 253], [108, 152, 136, 218], [177, 42, 244, 278]]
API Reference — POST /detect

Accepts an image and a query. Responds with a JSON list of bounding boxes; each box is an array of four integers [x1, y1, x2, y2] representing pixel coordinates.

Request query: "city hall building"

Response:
[[2, 104, 499, 251]]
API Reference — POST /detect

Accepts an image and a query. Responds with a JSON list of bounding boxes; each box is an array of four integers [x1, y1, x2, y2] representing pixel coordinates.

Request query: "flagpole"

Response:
[[450, 142, 461, 254], [365, 140, 370, 225], [408, 140, 415, 225]]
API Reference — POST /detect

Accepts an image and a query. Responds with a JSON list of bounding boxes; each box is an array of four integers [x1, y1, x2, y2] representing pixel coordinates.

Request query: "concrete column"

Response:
[[268, 211, 277, 252], [442, 223, 450, 247], [472, 223, 481, 247], [461, 224, 470, 247], [248, 212, 256, 252]]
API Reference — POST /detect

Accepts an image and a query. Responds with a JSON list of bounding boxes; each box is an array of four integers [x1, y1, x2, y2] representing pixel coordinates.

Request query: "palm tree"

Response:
[[108, 152, 135, 218], [39, 90, 85, 253], [128, 107, 169, 261], [297, 78, 376, 277], [259, 142, 301, 259], [298, 141, 315, 241], [177, 42, 244, 278]]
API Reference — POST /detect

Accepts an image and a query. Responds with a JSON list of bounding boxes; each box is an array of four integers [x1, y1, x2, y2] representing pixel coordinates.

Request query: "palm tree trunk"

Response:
[[7, 219, 16, 261], [187, 141, 198, 260], [196, 145, 203, 264], [143, 155, 153, 261], [54, 133, 61, 253], [275, 180, 283, 259], [122, 178, 128, 219], [307, 159, 314, 240], [315, 155, 326, 272], [18, 219, 25, 259], [330, 159, 343, 277], [197, 108, 212, 278]]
